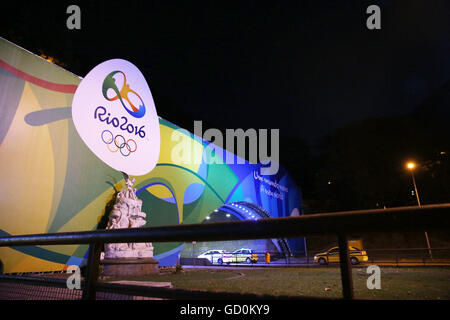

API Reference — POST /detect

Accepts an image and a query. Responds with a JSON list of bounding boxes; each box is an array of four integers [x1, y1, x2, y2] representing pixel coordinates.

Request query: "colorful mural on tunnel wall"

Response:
[[0, 37, 304, 273]]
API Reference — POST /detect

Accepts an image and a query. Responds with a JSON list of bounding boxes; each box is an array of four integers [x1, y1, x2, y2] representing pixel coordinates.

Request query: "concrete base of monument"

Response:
[[101, 258, 159, 277]]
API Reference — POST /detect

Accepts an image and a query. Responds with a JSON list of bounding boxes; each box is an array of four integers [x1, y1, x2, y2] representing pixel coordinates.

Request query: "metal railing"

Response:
[[0, 203, 449, 300]]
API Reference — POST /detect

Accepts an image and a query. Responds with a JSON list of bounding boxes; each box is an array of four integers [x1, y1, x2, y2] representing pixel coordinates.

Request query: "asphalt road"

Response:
[[183, 257, 450, 268]]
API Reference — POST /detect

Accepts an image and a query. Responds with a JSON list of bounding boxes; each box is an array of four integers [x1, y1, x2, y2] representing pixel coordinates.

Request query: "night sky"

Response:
[[2, 0, 449, 144]]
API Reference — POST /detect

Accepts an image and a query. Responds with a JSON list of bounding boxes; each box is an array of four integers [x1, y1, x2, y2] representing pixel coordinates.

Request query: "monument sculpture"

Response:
[[101, 175, 159, 276], [104, 177, 154, 258]]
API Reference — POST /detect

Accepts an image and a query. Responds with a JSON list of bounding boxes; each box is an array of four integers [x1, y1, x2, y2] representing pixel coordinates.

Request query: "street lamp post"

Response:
[[406, 162, 433, 260]]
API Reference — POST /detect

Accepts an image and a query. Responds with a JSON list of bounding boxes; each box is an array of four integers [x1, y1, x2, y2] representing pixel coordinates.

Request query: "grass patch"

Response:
[[103, 266, 450, 300]]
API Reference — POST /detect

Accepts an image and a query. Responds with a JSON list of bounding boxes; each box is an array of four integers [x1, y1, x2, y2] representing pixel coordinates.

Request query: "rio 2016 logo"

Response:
[[72, 58, 160, 176], [102, 71, 146, 118]]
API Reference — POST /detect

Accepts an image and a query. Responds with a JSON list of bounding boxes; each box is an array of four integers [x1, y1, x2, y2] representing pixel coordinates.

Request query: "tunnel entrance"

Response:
[[180, 201, 295, 264]]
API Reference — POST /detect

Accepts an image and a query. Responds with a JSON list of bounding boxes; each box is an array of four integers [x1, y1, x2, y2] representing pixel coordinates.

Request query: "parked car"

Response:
[[197, 250, 232, 265], [231, 248, 258, 263], [314, 246, 369, 265]]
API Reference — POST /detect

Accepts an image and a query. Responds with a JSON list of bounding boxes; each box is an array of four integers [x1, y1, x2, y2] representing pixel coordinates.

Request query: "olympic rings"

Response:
[[101, 130, 137, 157]]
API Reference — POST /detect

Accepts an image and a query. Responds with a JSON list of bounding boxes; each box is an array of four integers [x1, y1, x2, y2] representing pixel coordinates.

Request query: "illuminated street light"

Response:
[[406, 162, 421, 205], [406, 161, 433, 260], [406, 162, 415, 170]]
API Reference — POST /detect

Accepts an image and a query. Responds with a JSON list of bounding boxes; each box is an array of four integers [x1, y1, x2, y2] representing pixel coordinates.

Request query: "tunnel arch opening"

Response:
[[180, 201, 296, 264]]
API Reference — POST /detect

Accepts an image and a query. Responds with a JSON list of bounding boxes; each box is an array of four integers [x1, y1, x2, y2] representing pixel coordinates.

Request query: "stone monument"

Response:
[[101, 176, 159, 276]]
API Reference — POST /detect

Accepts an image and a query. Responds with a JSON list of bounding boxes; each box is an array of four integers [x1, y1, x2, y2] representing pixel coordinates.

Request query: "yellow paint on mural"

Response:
[[146, 184, 172, 199], [0, 247, 28, 273], [45, 114, 69, 231], [0, 83, 55, 235], [57, 184, 119, 233], [26, 83, 72, 231], [28, 81, 71, 111], [157, 124, 204, 172], [0, 246, 64, 273], [9, 251, 66, 273]]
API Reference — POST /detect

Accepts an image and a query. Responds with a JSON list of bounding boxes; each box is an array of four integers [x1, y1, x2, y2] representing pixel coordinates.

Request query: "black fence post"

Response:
[[82, 242, 102, 300], [337, 234, 354, 300], [395, 251, 398, 267]]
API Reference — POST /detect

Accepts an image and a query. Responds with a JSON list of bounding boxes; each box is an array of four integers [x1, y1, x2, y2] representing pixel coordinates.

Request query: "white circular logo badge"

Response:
[[72, 59, 160, 176]]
